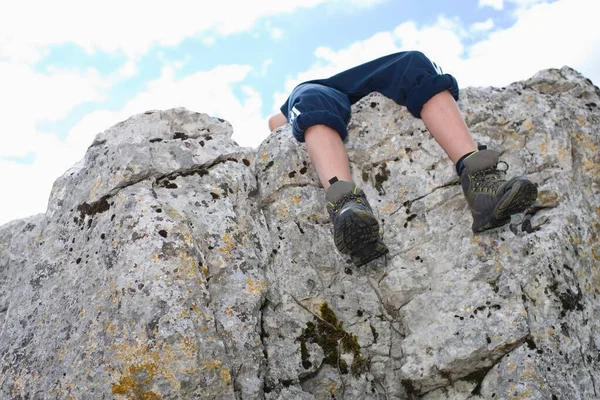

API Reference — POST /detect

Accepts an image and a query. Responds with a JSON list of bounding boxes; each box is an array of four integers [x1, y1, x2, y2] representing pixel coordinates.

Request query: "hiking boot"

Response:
[[326, 179, 388, 266], [350, 238, 389, 267], [461, 150, 538, 233]]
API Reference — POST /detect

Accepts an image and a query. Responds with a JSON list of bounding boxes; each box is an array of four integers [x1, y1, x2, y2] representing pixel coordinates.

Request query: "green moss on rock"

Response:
[[299, 302, 369, 376]]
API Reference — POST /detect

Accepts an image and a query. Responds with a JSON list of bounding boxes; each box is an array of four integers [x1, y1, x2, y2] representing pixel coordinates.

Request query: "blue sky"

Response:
[[0, 0, 598, 225]]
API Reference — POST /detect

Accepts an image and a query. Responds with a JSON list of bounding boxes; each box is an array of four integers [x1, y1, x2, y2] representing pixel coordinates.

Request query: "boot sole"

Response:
[[351, 240, 389, 267], [333, 209, 380, 254], [473, 180, 538, 233]]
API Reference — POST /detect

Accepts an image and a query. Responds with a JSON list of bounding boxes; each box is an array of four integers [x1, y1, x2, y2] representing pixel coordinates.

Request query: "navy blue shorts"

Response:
[[281, 51, 459, 142], [286, 83, 352, 142]]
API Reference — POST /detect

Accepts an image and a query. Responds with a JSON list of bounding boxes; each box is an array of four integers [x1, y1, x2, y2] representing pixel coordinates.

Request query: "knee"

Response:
[[405, 73, 459, 118], [292, 110, 350, 143], [287, 84, 351, 142], [400, 52, 459, 118]]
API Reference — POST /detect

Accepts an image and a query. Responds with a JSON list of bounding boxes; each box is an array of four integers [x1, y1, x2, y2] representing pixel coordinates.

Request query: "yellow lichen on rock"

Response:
[[112, 362, 160, 400], [202, 360, 232, 385], [522, 120, 534, 131], [178, 251, 200, 281], [381, 203, 396, 214], [183, 232, 193, 246], [110, 337, 198, 396], [247, 278, 267, 295], [219, 233, 235, 258], [182, 336, 198, 359], [509, 387, 534, 400], [329, 382, 338, 395], [220, 368, 232, 386], [89, 177, 103, 202]]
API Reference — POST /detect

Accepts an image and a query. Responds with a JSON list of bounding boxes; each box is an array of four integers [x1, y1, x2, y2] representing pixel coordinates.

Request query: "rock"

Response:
[[1, 67, 599, 399]]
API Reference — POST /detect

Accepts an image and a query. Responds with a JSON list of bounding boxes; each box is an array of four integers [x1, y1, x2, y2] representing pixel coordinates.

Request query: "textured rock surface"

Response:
[[1, 67, 599, 399]]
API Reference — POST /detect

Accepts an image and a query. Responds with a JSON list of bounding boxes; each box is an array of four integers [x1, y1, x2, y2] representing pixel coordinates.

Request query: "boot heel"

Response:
[[333, 209, 380, 254], [351, 239, 389, 267]]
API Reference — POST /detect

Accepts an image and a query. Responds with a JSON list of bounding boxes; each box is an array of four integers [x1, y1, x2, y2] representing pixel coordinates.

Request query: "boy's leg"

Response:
[[306, 125, 388, 264], [305, 125, 352, 189], [420, 90, 477, 164], [419, 90, 537, 232], [367, 51, 539, 233], [287, 84, 388, 266]]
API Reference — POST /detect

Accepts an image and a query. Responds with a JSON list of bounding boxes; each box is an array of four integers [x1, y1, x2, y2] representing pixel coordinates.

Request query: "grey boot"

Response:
[[461, 150, 538, 233], [326, 180, 388, 266]]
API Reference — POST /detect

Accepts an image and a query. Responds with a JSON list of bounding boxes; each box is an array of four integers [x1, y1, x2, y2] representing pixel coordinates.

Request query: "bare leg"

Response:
[[305, 124, 352, 189], [421, 90, 477, 163]]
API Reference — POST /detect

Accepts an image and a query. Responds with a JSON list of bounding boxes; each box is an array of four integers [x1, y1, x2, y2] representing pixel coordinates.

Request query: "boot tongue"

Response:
[[326, 180, 356, 203], [463, 149, 500, 174]]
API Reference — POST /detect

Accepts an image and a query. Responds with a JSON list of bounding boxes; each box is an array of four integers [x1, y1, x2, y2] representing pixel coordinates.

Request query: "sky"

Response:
[[0, 0, 598, 226]]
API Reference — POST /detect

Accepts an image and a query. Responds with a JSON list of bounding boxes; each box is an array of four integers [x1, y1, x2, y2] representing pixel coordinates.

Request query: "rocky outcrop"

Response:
[[1, 66, 599, 399]]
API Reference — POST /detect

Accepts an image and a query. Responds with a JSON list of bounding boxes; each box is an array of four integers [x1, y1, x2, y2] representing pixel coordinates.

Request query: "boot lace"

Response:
[[472, 161, 509, 194], [329, 193, 364, 214]]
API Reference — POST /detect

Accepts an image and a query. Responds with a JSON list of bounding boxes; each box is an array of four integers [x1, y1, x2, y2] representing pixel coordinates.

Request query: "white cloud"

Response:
[[0, 0, 392, 64], [481, 0, 553, 14], [507, 0, 547, 8], [1, 159, 64, 224], [393, 16, 466, 65], [172, 55, 191, 70], [270, 27, 284, 40], [471, 18, 495, 32], [479, 0, 504, 10], [202, 37, 216, 46], [335, 0, 390, 8], [0, 56, 149, 162], [0, 0, 332, 63], [261, 59, 274, 76], [118, 60, 139, 79], [264, 21, 284, 40], [0, 63, 107, 158], [465, 0, 600, 87], [67, 64, 267, 148]]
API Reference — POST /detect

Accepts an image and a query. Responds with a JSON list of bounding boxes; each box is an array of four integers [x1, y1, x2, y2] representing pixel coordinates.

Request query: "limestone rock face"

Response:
[[1, 67, 599, 399]]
